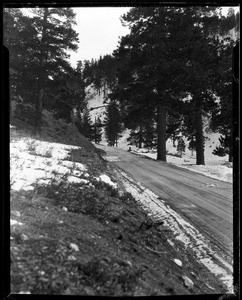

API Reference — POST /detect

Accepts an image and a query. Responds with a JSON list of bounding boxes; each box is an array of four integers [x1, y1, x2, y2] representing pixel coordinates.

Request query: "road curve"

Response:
[[95, 144, 233, 262]]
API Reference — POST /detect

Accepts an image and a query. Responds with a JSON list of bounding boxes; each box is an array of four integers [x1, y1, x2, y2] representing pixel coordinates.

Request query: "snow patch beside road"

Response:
[[99, 174, 118, 188], [103, 156, 121, 162], [132, 150, 232, 183], [118, 169, 233, 293]]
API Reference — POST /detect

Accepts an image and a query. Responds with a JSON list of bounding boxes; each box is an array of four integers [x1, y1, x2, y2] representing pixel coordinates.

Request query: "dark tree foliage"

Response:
[[180, 8, 238, 164], [109, 6, 237, 165], [166, 103, 185, 143], [104, 101, 123, 147], [212, 135, 232, 158], [172, 7, 224, 165], [143, 119, 157, 150], [82, 55, 118, 95], [93, 117, 103, 144], [79, 108, 94, 141], [177, 138, 186, 157], [3, 9, 40, 106], [126, 115, 157, 150], [48, 69, 86, 123], [209, 29, 236, 162], [127, 129, 143, 149], [4, 7, 80, 133], [112, 7, 223, 164]]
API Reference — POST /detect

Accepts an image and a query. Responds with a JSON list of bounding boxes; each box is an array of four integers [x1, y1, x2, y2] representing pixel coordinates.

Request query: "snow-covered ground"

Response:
[[86, 85, 108, 123], [10, 132, 116, 192]]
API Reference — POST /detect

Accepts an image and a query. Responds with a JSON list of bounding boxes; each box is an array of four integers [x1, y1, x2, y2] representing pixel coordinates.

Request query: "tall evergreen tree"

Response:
[[176, 7, 238, 164], [143, 119, 157, 150], [209, 11, 238, 162], [177, 137, 186, 157], [80, 108, 94, 140], [209, 42, 234, 162], [104, 101, 123, 146], [93, 116, 102, 144], [113, 6, 234, 165], [116, 7, 178, 161], [47, 68, 86, 123], [4, 7, 79, 134], [3, 9, 39, 107]]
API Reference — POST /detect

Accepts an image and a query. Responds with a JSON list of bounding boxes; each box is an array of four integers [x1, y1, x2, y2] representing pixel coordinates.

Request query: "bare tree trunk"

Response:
[[157, 101, 167, 161], [195, 98, 205, 165]]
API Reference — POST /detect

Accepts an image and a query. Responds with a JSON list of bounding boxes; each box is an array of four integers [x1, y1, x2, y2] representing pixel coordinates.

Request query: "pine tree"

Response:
[[172, 7, 223, 165], [82, 54, 118, 93], [212, 136, 231, 158], [104, 101, 123, 146], [177, 138, 186, 157], [143, 119, 156, 151], [113, 7, 233, 165], [209, 16, 237, 163], [180, 8, 238, 164], [127, 130, 139, 148], [117, 7, 175, 161], [114, 7, 210, 162], [74, 109, 83, 134], [93, 117, 102, 144], [3, 9, 39, 108], [80, 109, 94, 140], [4, 7, 79, 134], [44, 67, 86, 123], [127, 126, 143, 149], [166, 108, 183, 145]]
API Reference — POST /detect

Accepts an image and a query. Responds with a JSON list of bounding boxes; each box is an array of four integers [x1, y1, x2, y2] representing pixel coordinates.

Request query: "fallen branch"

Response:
[[144, 245, 167, 255]]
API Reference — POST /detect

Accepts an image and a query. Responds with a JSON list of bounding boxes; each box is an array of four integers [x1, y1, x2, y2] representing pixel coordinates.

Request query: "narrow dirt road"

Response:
[[95, 144, 233, 264]]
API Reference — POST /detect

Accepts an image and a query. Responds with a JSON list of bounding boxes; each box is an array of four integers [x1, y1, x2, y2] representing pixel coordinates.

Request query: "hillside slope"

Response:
[[10, 110, 230, 295]]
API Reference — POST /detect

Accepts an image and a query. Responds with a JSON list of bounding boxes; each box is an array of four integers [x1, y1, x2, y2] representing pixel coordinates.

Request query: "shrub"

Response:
[[26, 140, 37, 152], [78, 256, 143, 296], [34, 178, 109, 217], [14, 102, 36, 126]]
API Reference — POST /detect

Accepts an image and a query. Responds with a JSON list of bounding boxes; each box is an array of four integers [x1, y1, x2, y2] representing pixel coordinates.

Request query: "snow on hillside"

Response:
[[86, 85, 108, 123], [10, 125, 116, 192], [85, 84, 131, 149], [85, 85, 232, 183]]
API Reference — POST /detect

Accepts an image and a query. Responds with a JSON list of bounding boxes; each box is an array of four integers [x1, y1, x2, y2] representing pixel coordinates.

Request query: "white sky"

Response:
[[68, 6, 239, 68], [20, 5, 239, 68], [69, 7, 131, 67]]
